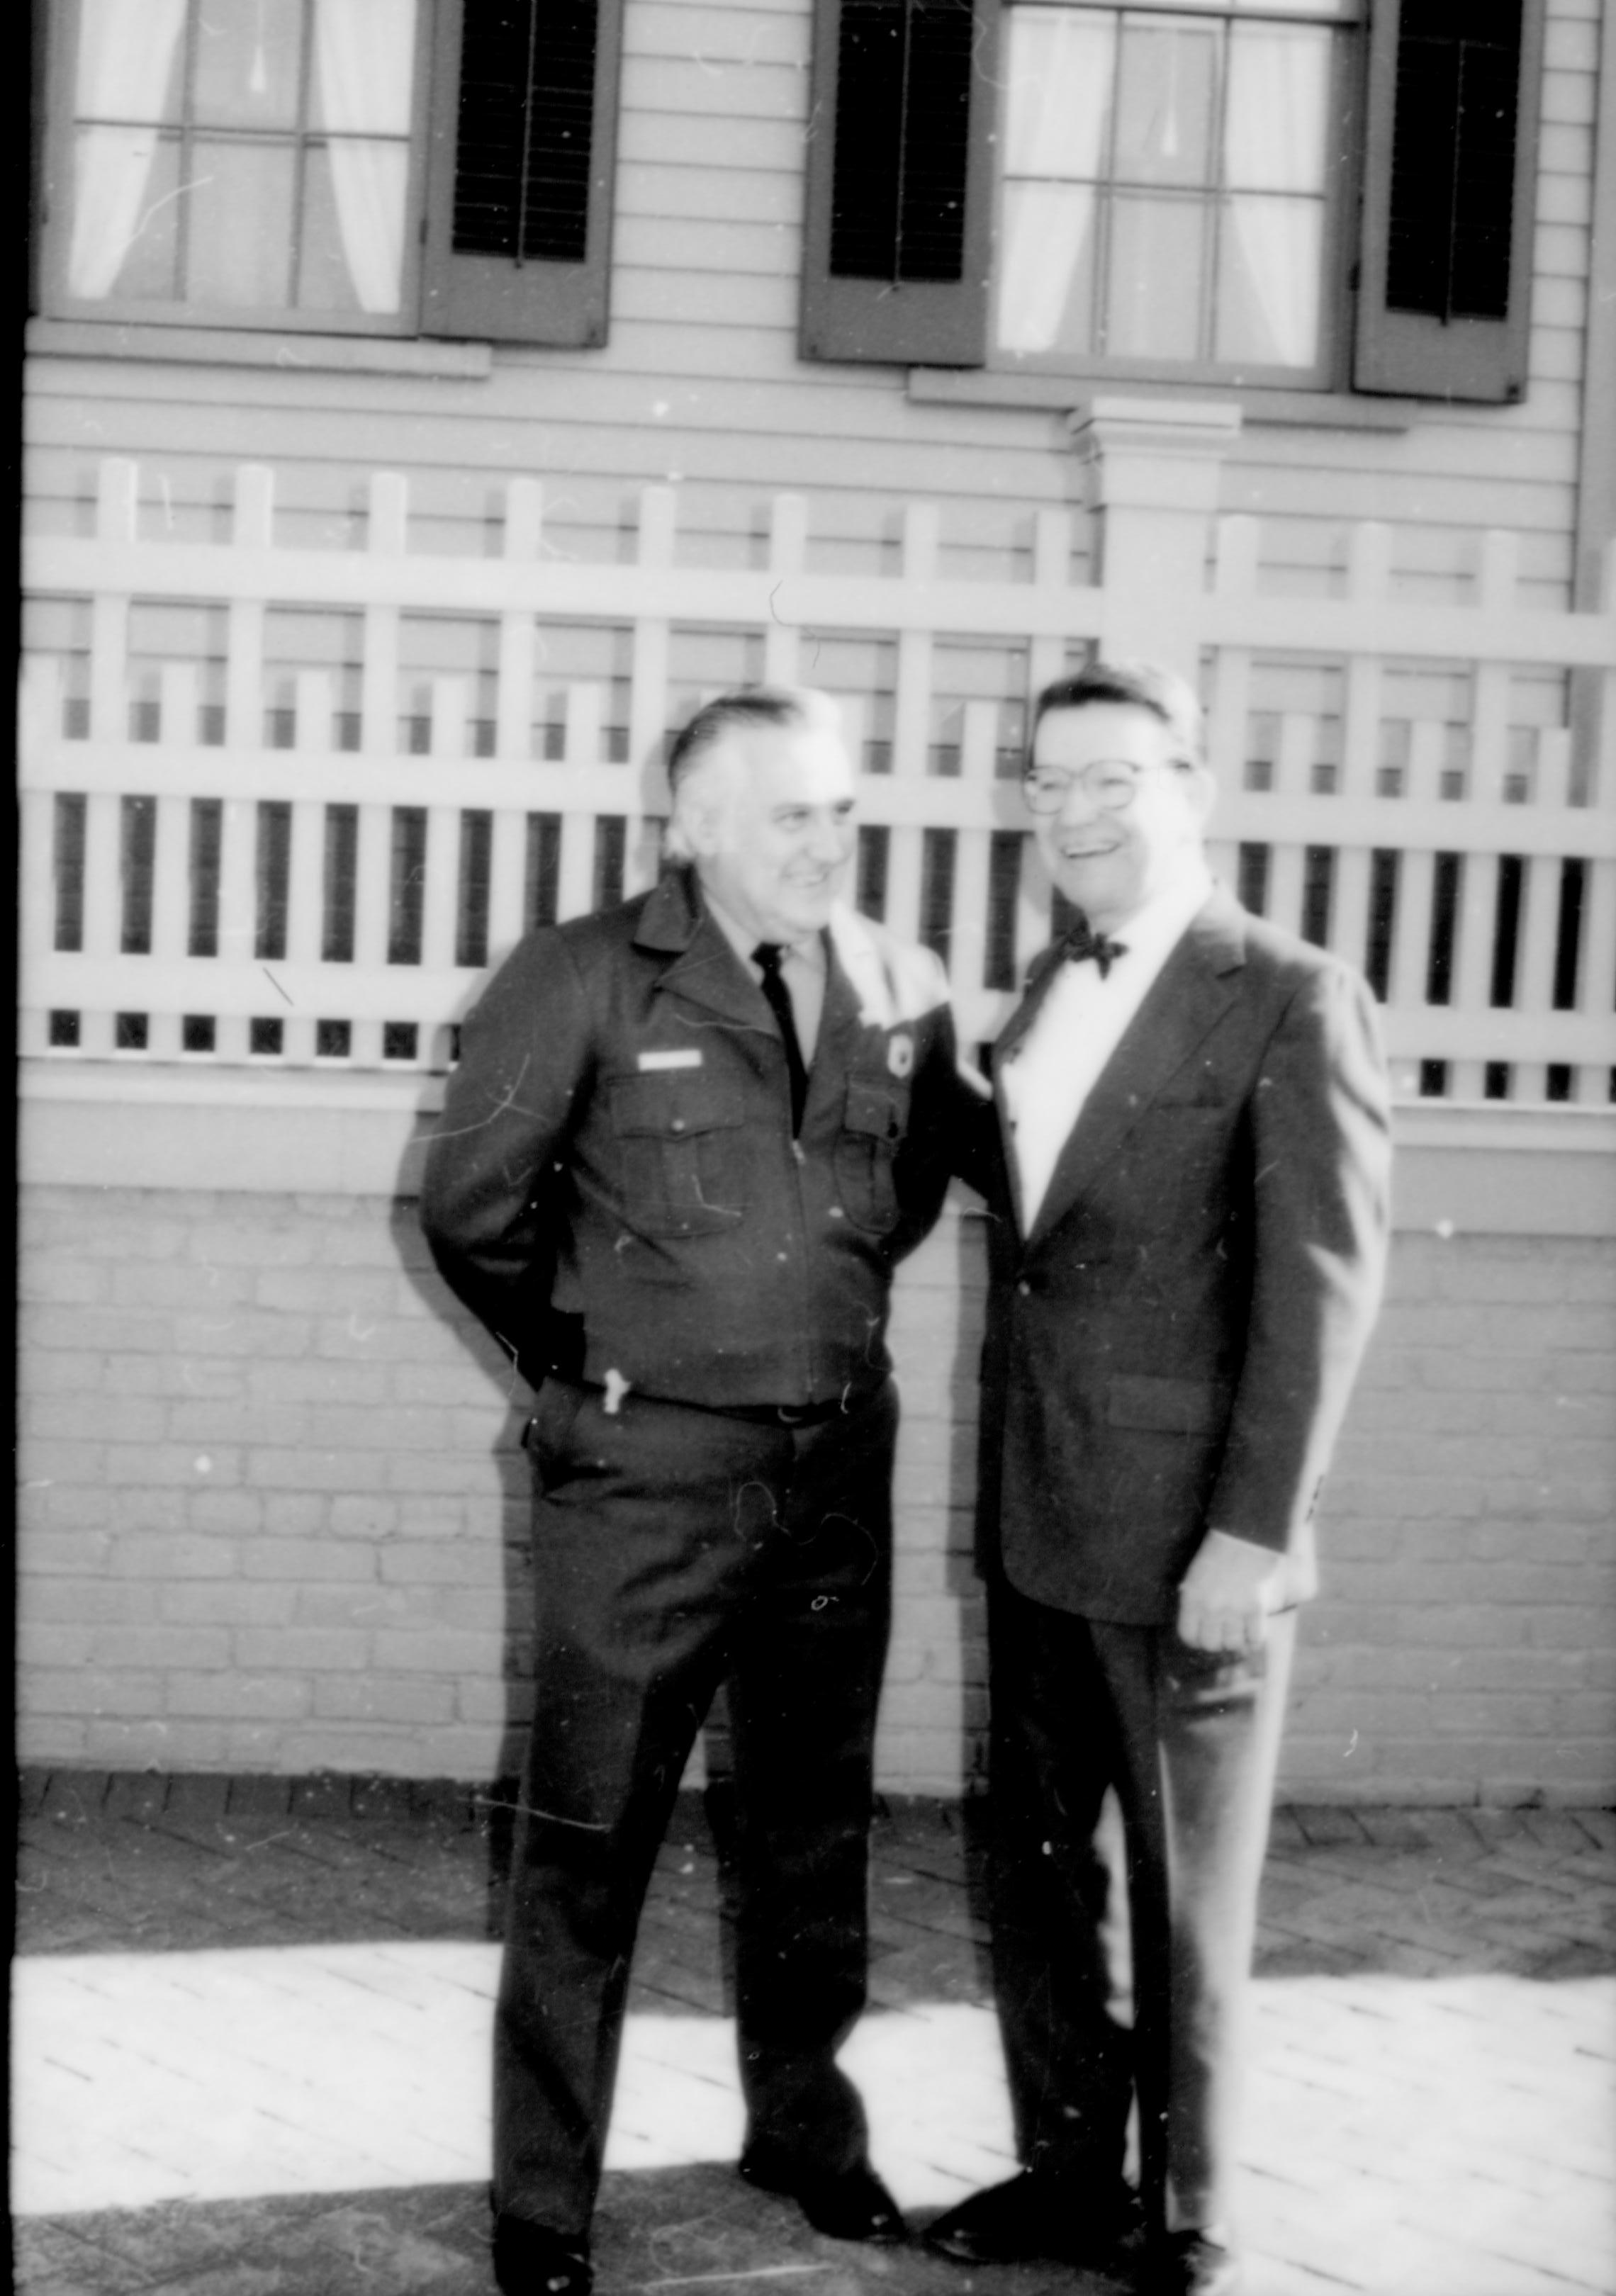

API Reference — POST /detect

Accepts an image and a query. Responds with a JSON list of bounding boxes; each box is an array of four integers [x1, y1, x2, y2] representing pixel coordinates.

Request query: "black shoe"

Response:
[[924, 2168, 1142, 2271], [1145, 2230, 1242, 2296], [491, 2216, 593, 2296], [739, 2152, 907, 2243]]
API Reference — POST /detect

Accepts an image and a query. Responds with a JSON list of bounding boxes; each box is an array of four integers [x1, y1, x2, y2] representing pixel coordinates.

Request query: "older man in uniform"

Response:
[[925, 663, 1391, 2296], [421, 687, 970, 2296]]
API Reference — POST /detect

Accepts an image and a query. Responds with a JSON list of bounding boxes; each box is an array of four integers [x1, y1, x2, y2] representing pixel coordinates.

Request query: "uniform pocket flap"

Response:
[[609, 1072, 746, 1137], [843, 1076, 904, 1140], [1106, 1373, 1230, 1434]]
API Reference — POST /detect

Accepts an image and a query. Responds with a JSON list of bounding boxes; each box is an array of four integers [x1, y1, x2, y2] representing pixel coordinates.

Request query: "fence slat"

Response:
[[422, 805, 461, 972], [488, 806, 528, 956], [150, 792, 191, 962], [1331, 845, 1371, 974], [1517, 853, 1564, 1016], [892, 505, 938, 777]]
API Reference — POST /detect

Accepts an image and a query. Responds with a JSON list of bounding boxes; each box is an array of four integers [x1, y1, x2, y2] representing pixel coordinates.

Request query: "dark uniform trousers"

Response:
[[987, 1582, 1295, 2234], [495, 1373, 899, 2238]]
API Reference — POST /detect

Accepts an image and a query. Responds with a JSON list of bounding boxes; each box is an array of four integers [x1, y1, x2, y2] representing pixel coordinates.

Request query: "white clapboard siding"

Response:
[[18, 460, 1616, 1107]]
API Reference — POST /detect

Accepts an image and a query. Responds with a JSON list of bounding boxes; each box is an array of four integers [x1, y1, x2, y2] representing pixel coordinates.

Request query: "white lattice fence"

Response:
[[18, 458, 1616, 1103]]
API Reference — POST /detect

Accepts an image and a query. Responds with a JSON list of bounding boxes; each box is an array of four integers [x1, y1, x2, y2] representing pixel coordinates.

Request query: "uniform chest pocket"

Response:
[[609, 1072, 748, 1237], [835, 1074, 908, 1233]]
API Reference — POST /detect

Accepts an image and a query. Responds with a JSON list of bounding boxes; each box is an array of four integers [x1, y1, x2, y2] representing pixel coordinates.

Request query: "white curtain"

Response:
[[997, 10, 1114, 354], [1219, 24, 1328, 367], [67, 0, 187, 299], [314, 0, 417, 313]]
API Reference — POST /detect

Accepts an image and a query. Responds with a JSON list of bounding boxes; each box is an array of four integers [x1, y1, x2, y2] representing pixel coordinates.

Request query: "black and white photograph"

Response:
[[14, 1, 1616, 2290]]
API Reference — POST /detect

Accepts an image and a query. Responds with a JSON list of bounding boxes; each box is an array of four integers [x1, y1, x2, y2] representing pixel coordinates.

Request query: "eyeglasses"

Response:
[[1021, 757, 1183, 814]]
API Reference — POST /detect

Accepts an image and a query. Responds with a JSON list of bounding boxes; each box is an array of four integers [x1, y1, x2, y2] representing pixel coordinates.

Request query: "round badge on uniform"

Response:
[[887, 1032, 914, 1080]]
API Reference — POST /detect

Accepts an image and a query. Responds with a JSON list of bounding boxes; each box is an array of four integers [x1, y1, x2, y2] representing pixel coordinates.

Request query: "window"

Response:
[[995, 0, 1352, 385], [40, 0, 624, 347], [802, 0, 1544, 403]]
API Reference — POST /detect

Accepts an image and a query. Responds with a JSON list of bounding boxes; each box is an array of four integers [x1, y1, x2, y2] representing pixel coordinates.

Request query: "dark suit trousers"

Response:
[[987, 1582, 1294, 2236], [494, 1376, 897, 2237]]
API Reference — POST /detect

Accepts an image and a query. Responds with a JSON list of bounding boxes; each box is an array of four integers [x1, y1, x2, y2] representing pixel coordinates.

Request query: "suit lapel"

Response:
[[1023, 893, 1246, 1253], [990, 946, 1067, 1239]]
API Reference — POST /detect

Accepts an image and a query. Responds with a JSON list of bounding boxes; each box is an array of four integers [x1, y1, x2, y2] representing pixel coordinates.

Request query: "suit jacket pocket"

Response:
[[609, 1072, 748, 1236], [1106, 1372, 1232, 1435]]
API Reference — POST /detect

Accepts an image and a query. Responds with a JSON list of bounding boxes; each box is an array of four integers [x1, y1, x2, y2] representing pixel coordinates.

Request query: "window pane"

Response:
[[1113, 18, 1218, 188], [75, 0, 186, 120], [1105, 191, 1205, 355], [298, 138, 410, 311], [1216, 192, 1323, 365], [311, 0, 418, 137], [192, 0, 305, 130], [1005, 9, 1116, 179], [72, 128, 181, 298], [999, 180, 1098, 351], [1225, 23, 1330, 192], [184, 140, 297, 305]]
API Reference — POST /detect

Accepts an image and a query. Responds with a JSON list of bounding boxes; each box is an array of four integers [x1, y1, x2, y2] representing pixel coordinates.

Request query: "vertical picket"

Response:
[[950, 699, 999, 993], [628, 488, 675, 777], [1341, 522, 1390, 806], [1471, 532, 1516, 804], [1516, 852, 1563, 1019], [496, 478, 542, 761], [1576, 858, 1616, 1103], [422, 676, 468, 973]]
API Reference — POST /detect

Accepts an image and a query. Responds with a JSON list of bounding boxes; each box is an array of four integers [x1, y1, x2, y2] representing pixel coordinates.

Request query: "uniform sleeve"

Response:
[[1204, 962, 1393, 1550], [418, 928, 592, 1381]]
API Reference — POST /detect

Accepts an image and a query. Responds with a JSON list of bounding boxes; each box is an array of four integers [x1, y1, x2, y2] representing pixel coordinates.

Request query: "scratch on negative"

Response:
[[427, 1055, 549, 1140], [644, 2273, 832, 2288], [517, 1801, 611, 1833]]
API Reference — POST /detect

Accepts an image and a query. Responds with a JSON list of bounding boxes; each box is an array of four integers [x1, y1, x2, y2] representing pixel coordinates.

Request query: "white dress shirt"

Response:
[[1001, 857, 1214, 1233]]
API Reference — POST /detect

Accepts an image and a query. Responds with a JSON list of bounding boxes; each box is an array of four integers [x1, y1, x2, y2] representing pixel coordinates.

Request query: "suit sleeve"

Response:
[[1205, 962, 1392, 1551], [418, 928, 592, 1382]]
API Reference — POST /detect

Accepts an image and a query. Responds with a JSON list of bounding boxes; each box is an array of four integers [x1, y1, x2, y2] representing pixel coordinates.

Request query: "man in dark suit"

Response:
[[420, 687, 970, 2296], [926, 663, 1392, 2296]]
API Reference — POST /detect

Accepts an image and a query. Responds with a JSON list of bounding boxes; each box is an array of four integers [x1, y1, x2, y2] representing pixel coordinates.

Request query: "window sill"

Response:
[[26, 317, 494, 381], [907, 368, 1419, 431]]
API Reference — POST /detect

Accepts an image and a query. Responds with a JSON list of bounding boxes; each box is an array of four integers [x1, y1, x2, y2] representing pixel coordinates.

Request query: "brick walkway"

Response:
[[13, 1774, 1616, 2296]]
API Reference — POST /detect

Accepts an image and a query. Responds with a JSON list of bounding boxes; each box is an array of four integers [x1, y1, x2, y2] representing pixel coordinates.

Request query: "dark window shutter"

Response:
[[1355, 0, 1544, 402], [802, 0, 997, 366], [422, 0, 624, 347]]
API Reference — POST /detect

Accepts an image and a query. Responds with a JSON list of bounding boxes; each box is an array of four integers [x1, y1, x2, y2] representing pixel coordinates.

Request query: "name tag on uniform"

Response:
[[637, 1048, 703, 1071]]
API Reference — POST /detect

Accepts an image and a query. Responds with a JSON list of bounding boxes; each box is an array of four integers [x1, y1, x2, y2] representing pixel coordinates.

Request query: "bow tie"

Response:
[[1058, 921, 1129, 980]]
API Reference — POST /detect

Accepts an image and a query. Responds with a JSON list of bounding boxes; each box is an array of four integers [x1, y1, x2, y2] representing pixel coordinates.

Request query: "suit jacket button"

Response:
[[1016, 1280, 1031, 1297]]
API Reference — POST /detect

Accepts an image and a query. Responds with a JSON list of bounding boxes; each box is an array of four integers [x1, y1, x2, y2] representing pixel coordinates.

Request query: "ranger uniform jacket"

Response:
[[420, 865, 967, 1409]]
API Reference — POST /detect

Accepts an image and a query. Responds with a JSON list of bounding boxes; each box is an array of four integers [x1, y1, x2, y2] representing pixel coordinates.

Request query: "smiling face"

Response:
[[1030, 701, 1213, 935], [680, 716, 858, 944]]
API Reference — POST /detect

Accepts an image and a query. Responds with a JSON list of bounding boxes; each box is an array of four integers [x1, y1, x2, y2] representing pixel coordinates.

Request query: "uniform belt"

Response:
[[717, 1391, 877, 1426], [562, 1380, 883, 1427]]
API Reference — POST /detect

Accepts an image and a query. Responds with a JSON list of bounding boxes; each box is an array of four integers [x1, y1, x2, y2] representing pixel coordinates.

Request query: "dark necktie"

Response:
[[753, 942, 809, 1135], [1060, 920, 1129, 981]]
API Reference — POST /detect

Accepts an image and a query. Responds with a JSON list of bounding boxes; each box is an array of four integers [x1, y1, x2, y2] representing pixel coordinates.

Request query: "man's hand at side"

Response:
[[1177, 1529, 1286, 1653]]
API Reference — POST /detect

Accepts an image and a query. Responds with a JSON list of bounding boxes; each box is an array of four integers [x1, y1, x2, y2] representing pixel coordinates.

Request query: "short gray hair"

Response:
[[664, 686, 843, 859]]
